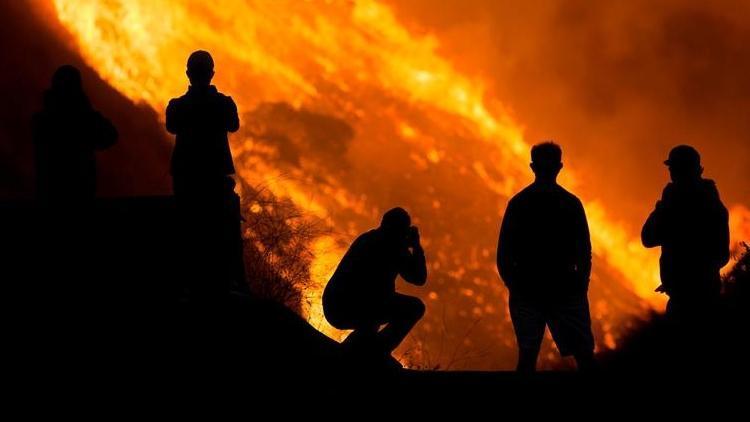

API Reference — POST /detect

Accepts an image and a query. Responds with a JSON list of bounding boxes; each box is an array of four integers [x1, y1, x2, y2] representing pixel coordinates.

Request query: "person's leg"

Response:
[[342, 325, 380, 350], [573, 349, 597, 372], [378, 293, 426, 353], [548, 294, 596, 372], [667, 288, 721, 370], [323, 287, 384, 355], [509, 294, 546, 373], [517, 348, 541, 373]]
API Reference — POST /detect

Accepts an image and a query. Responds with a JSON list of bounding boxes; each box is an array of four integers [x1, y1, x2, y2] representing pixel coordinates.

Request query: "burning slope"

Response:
[[48, 0, 749, 369]]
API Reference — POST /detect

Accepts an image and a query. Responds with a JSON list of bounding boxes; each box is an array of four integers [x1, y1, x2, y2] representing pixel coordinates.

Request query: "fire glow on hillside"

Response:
[[49, 0, 750, 369]]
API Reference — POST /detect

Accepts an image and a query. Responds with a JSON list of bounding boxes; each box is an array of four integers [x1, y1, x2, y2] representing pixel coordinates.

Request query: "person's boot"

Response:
[[516, 348, 539, 373]]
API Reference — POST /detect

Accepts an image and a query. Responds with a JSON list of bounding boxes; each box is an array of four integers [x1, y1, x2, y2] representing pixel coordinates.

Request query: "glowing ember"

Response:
[[50, 0, 748, 369]]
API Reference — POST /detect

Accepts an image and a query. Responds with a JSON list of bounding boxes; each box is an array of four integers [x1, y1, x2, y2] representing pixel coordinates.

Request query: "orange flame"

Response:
[[728, 205, 750, 265]]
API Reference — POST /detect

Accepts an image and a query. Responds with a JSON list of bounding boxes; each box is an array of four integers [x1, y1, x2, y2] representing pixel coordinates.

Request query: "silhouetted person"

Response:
[[323, 208, 427, 369], [166, 50, 239, 198], [32, 65, 117, 202], [166, 51, 244, 304], [642, 145, 729, 323], [497, 142, 595, 372]]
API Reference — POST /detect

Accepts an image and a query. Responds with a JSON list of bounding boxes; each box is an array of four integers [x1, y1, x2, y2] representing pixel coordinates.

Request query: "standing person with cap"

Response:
[[642, 145, 730, 324]]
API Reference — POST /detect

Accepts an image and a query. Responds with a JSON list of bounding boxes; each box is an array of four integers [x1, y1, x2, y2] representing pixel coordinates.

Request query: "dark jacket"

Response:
[[32, 89, 117, 200], [642, 179, 729, 298], [166, 85, 239, 183], [324, 229, 427, 308], [497, 182, 592, 298]]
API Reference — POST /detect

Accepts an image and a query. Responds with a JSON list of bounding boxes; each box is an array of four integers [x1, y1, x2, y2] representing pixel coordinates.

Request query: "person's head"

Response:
[[665, 145, 703, 184], [379, 207, 412, 242], [186, 50, 215, 87], [46, 65, 89, 109], [530, 141, 563, 182], [51, 65, 83, 95]]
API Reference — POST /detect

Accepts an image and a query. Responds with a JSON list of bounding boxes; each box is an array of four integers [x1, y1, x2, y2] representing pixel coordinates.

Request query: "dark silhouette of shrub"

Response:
[[238, 180, 327, 314]]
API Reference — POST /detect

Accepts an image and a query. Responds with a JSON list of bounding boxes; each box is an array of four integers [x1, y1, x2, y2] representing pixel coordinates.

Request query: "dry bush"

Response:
[[237, 180, 327, 314]]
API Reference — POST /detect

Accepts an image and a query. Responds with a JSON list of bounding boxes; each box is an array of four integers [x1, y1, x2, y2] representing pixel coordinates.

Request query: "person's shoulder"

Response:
[[167, 95, 187, 108], [559, 185, 581, 201], [505, 185, 536, 213], [510, 184, 536, 202], [556, 185, 585, 208], [699, 179, 726, 208], [87, 109, 106, 123], [661, 182, 676, 197], [213, 89, 232, 99], [700, 178, 719, 195], [357, 229, 379, 242], [348, 230, 379, 253], [217, 91, 236, 105]]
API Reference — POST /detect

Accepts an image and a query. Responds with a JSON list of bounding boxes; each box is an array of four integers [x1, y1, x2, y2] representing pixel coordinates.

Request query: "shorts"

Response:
[[509, 293, 594, 357]]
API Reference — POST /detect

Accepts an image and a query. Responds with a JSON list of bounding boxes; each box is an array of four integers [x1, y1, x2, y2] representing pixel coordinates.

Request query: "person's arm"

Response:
[[165, 99, 181, 135], [224, 97, 240, 133], [91, 111, 118, 150], [575, 200, 592, 288], [497, 200, 518, 289], [713, 198, 731, 269], [31, 113, 45, 147], [642, 186, 671, 248], [399, 228, 427, 286]]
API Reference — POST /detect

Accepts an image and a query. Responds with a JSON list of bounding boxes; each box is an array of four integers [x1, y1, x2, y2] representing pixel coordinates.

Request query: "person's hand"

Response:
[[661, 183, 677, 202], [408, 226, 421, 248]]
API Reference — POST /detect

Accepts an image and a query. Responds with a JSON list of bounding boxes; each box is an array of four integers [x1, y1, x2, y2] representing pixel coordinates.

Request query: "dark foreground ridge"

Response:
[[1, 197, 746, 407], [2, 197, 337, 374]]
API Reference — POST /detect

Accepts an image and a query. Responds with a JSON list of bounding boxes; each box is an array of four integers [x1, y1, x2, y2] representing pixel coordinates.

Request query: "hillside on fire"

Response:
[[1, 0, 749, 375]]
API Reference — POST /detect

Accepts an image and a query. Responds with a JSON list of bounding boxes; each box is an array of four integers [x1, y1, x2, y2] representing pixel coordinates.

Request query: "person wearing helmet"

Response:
[[642, 145, 730, 322]]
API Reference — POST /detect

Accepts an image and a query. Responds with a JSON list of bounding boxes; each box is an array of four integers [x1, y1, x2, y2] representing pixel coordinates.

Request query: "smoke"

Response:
[[387, 0, 750, 225], [245, 102, 355, 167]]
